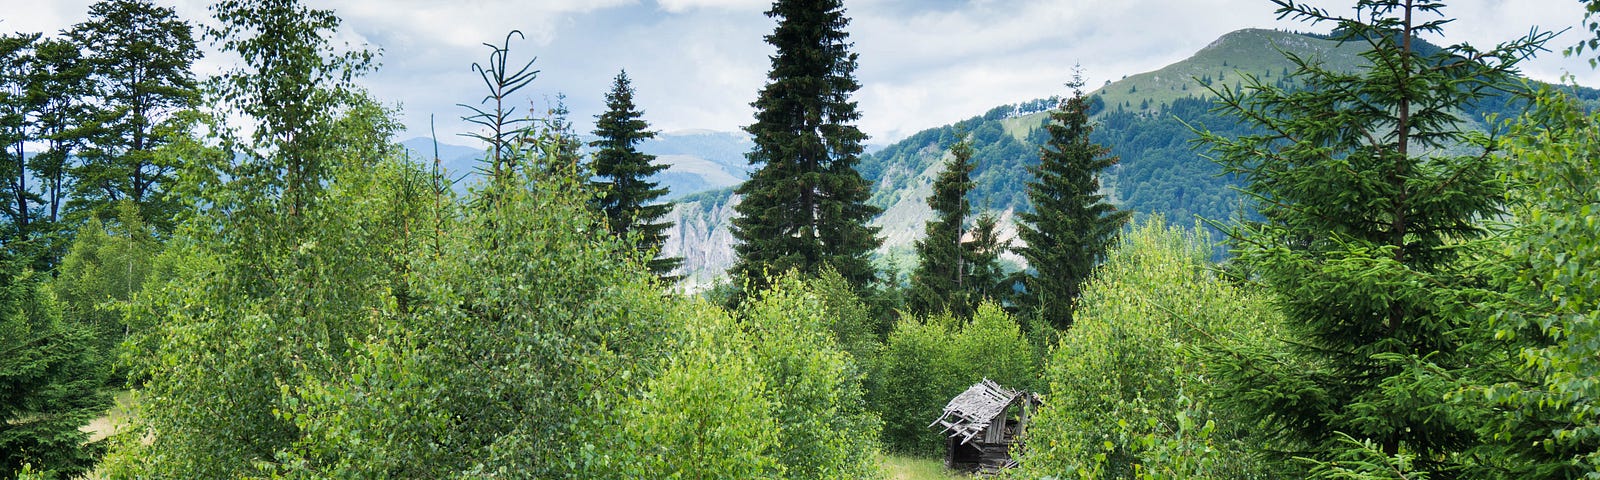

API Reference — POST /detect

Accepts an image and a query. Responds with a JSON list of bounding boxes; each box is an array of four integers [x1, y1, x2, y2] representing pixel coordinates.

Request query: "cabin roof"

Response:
[[928, 378, 1023, 445]]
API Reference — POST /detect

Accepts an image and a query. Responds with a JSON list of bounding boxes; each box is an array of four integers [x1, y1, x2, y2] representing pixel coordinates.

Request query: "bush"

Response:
[[742, 272, 885, 480], [601, 303, 781, 479], [1014, 219, 1279, 479]]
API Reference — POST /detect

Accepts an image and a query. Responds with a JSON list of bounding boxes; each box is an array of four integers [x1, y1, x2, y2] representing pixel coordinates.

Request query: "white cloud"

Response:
[[655, 0, 766, 13], [4, 0, 1597, 146]]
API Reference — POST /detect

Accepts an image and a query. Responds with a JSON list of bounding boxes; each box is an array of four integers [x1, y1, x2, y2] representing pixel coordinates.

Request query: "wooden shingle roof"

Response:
[[928, 379, 1023, 445]]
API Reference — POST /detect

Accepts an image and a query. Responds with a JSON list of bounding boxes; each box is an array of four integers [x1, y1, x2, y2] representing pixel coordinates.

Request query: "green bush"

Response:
[[1014, 219, 1279, 479], [742, 272, 885, 480], [600, 303, 781, 479], [51, 201, 159, 374]]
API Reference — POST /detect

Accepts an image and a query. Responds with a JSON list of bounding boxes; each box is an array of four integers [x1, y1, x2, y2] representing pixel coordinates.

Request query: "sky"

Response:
[[4, 0, 1598, 146]]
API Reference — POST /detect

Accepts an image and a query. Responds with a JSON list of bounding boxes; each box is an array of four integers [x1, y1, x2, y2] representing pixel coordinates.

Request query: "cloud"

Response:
[[655, 0, 766, 14], [5, 0, 1597, 147]]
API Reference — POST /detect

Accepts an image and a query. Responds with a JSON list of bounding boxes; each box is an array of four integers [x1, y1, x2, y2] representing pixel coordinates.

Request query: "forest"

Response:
[[5, 0, 1600, 479]]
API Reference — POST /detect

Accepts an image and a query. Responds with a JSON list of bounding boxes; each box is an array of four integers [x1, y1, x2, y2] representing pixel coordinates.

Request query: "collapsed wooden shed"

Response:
[[928, 379, 1036, 474]]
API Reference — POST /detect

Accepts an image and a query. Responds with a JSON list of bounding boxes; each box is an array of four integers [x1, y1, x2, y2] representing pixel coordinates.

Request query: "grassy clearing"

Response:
[[82, 390, 133, 443], [882, 453, 966, 480]]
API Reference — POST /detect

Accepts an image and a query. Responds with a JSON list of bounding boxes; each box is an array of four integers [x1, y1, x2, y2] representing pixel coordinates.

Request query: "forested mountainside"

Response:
[[665, 28, 1600, 285]]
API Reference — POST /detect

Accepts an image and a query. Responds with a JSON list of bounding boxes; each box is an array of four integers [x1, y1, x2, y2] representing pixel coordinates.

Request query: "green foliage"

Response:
[[742, 272, 885, 480], [966, 212, 1011, 304], [1, 32, 51, 261], [590, 70, 680, 281], [1571, 0, 1600, 67], [1456, 91, 1600, 478], [1193, 0, 1553, 472], [1013, 218, 1277, 479], [108, 148, 429, 477], [875, 302, 1038, 455], [805, 267, 884, 364], [23, 37, 93, 229], [909, 139, 976, 317], [117, 23, 403, 475], [603, 304, 781, 479], [731, 0, 882, 296], [0, 253, 111, 478], [260, 160, 679, 478], [207, 0, 377, 217], [51, 202, 158, 383], [1015, 72, 1130, 329], [66, 0, 201, 230], [1301, 433, 1430, 480]]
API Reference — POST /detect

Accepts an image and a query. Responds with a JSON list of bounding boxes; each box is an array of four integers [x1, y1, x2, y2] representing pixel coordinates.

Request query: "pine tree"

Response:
[[0, 34, 41, 241], [1195, 0, 1552, 472], [731, 0, 880, 296], [25, 38, 92, 229], [590, 70, 680, 281], [0, 250, 111, 478], [1014, 72, 1128, 329], [66, 0, 200, 231], [909, 139, 975, 317]]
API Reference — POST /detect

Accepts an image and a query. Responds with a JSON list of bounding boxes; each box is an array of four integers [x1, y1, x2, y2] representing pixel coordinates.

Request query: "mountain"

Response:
[[398, 129, 753, 199], [661, 28, 1600, 287]]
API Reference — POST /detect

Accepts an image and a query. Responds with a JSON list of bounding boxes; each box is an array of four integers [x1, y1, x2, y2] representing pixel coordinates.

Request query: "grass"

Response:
[[82, 390, 134, 443], [881, 453, 967, 480]]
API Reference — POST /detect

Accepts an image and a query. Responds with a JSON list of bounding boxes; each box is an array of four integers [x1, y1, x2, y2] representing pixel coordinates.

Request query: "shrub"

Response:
[[1014, 218, 1279, 478], [742, 272, 885, 480]]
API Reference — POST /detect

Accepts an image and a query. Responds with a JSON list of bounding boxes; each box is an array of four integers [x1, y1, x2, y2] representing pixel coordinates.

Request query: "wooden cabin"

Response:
[[928, 379, 1037, 475]]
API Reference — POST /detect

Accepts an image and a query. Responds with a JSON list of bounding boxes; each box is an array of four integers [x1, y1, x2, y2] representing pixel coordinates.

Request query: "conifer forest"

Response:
[[7, 0, 1600, 478]]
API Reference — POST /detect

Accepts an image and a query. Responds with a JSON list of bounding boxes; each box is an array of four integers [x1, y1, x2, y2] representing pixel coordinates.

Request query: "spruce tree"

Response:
[[66, 0, 200, 232], [0, 34, 41, 241], [1195, 0, 1552, 472], [589, 70, 680, 281], [0, 250, 111, 478], [1014, 73, 1128, 329], [909, 139, 975, 317], [731, 0, 880, 295], [965, 212, 1009, 305]]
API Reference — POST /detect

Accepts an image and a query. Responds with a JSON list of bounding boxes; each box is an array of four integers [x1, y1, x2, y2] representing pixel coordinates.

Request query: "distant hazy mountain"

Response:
[[399, 129, 753, 200]]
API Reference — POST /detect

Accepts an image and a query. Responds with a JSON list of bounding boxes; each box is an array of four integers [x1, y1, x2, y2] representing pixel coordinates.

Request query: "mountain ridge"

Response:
[[662, 27, 1599, 288]]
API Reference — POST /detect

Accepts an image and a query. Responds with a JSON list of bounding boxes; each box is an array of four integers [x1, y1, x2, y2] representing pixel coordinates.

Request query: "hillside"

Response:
[[663, 28, 1600, 286]]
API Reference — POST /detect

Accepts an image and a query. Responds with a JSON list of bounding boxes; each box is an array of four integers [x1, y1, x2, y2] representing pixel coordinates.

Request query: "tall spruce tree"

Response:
[[731, 0, 880, 296], [1014, 73, 1128, 329], [1195, 0, 1551, 473], [590, 70, 680, 281], [909, 139, 976, 317], [66, 0, 201, 231], [25, 38, 92, 228], [0, 33, 41, 242]]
